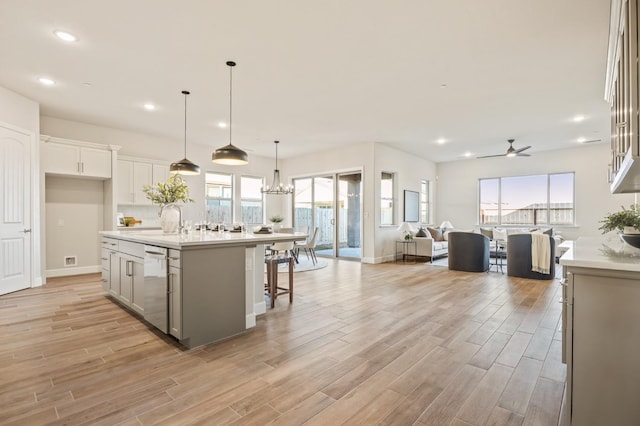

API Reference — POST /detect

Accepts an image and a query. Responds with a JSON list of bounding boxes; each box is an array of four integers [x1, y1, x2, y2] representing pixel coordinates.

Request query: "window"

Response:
[[205, 172, 232, 223], [240, 176, 264, 225], [479, 172, 575, 226], [380, 172, 394, 225], [420, 179, 429, 223]]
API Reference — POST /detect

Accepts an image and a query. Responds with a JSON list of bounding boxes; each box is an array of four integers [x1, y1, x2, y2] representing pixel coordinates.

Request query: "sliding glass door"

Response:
[[293, 171, 361, 260]]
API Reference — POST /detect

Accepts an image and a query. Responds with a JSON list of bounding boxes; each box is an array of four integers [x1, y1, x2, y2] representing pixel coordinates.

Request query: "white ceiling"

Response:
[[0, 0, 611, 162]]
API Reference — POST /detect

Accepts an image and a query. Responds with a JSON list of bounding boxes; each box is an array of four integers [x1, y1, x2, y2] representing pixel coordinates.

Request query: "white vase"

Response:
[[623, 226, 640, 234], [272, 223, 282, 232], [159, 203, 181, 233]]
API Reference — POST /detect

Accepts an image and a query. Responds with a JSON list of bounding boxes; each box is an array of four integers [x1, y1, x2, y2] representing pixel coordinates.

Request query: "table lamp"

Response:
[[397, 222, 414, 240], [440, 221, 453, 232]]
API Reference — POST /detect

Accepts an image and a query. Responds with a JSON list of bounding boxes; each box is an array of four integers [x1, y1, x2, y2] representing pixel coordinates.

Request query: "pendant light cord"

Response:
[[184, 92, 188, 156], [229, 64, 233, 145]]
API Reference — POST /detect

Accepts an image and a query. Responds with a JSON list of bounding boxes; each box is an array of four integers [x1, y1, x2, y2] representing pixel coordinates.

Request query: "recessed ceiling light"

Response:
[[53, 30, 77, 42], [573, 115, 585, 122], [440, 84, 447, 89], [143, 103, 156, 111], [463, 152, 473, 158], [577, 137, 586, 143], [437, 138, 446, 144], [217, 122, 227, 128], [38, 77, 55, 86]]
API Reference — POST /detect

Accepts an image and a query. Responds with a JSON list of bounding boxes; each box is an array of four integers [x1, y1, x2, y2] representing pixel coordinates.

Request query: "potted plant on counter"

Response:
[[269, 214, 284, 231], [599, 204, 640, 248], [143, 174, 194, 233]]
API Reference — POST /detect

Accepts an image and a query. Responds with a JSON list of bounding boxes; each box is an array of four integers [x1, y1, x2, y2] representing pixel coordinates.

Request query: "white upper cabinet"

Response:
[[42, 136, 113, 179], [117, 157, 170, 205]]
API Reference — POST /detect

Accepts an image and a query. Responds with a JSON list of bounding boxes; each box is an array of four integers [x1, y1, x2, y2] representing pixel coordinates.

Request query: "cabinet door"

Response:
[[152, 164, 170, 186], [130, 258, 144, 315], [169, 265, 182, 339], [101, 248, 110, 291], [133, 162, 153, 205], [117, 160, 134, 205], [42, 142, 80, 175], [108, 250, 120, 297], [119, 255, 133, 305], [80, 147, 111, 178]]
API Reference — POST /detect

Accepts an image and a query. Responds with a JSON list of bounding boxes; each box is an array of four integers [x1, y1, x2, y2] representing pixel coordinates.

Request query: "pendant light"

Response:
[[261, 140, 293, 195], [170, 90, 201, 175], [212, 61, 249, 165]]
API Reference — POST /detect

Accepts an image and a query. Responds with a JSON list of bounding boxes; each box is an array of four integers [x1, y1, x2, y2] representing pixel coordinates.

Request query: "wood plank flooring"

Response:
[[0, 260, 566, 425]]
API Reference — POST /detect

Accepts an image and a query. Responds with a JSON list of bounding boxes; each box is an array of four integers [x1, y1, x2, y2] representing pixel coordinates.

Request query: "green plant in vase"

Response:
[[599, 204, 640, 234], [143, 174, 194, 233]]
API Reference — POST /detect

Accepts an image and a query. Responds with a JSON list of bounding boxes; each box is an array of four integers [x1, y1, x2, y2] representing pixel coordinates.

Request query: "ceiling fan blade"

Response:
[[515, 145, 531, 153], [476, 153, 507, 159], [516, 153, 531, 157]]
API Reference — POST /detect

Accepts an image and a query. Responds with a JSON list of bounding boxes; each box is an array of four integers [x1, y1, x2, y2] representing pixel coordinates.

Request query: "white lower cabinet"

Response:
[[169, 265, 182, 339], [565, 266, 640, 425], [118, 253, 143, 314]]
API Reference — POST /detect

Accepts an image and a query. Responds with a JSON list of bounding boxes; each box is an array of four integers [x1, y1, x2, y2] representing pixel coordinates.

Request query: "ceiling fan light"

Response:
[[506, 152, 517, 158], [212, 144, 249, 165]]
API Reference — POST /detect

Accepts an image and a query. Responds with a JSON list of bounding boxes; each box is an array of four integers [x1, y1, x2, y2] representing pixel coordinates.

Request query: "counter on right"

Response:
[[559, 236, 640, 426]]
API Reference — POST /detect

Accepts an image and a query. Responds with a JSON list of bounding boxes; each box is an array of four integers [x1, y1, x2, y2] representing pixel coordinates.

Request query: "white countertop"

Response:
[[560, 236, 640, 272], [100, 229, 307, 249]]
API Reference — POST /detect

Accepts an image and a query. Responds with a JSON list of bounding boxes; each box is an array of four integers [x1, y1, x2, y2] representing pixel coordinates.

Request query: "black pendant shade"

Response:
[[212, 61, 249, 165], [170, 90, 201, 175]]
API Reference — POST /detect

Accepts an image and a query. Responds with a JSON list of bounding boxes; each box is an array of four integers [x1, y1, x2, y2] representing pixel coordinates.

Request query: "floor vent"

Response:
[[64, 256, 77, 267]]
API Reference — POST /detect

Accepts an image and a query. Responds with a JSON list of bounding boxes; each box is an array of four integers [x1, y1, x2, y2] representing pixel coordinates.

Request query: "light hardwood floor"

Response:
[[0, 260, 566, 425]]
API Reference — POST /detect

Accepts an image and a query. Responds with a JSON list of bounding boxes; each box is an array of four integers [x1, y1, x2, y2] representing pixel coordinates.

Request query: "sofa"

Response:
[[415, 236, 448, 262]]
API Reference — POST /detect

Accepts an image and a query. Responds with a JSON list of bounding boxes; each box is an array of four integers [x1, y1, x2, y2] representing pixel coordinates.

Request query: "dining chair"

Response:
[[294, 227, 319, 265]]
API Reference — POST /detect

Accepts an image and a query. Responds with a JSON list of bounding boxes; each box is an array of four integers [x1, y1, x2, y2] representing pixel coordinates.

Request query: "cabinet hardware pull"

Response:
[[169, 273, 174, 293]]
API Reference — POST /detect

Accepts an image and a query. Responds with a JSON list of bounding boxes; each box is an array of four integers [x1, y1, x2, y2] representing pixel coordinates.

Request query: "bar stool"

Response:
[[264, 254, 294, 308]]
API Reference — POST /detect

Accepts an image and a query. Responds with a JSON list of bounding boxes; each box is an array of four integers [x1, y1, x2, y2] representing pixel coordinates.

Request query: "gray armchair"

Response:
[[506, 233, 555, 280], [448, 232, 490, 272]]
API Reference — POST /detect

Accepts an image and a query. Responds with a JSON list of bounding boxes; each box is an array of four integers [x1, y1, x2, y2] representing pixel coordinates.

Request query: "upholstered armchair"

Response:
[[506, 233, 555, 280], [448, 232, 490, 272]]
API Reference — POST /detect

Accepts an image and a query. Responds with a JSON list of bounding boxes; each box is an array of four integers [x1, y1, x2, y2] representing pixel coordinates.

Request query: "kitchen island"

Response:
[[559, 237, 640, 425], [99, 230, 306, 348]]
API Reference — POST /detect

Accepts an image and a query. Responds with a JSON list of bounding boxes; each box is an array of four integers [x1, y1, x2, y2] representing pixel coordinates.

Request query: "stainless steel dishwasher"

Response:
[[144, 245, 168, 333]]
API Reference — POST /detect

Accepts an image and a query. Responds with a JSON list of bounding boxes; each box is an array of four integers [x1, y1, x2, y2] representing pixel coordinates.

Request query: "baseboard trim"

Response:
[[245, 313, 256, 328], [46, 265, 101, 278], [254, 301, 266, 316]]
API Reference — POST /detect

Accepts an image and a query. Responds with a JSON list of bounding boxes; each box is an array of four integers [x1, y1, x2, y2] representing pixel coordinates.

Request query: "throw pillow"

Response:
[[427, 227, 444, 241], [543, 228, 553, 236], [493, 228, 507, 241], [480, 227, 493, 239]]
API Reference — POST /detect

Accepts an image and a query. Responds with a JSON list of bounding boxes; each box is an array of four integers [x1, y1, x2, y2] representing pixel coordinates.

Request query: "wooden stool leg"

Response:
[[288, 257, 294, 303], [268, 261, 275, 309], [271, 261, 278, 307]]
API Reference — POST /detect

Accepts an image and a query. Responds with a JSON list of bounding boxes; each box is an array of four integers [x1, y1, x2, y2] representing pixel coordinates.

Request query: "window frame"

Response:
[[380, 171, 395, 226], [420, 179, 430, 224], [205, 171, 234, 224], [240, 175, 265, 225], [478, 172, 575, 226]]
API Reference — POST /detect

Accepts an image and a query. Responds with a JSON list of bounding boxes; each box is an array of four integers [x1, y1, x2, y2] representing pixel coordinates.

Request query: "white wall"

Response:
[[45, 176, 104, 276], [435, 143, 636, 240], [283, 142, 437, 263], [41, 115, 278, 224], [0, 86, 42, 286], [374, 144, 438, 262]]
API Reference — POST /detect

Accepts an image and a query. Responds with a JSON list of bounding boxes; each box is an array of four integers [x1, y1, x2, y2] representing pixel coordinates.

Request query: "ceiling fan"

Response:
[[477, 139, 531, 159]]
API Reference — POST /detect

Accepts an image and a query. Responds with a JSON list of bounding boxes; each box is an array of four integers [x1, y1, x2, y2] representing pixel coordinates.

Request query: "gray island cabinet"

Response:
[[560, 238, 640, 425], [99, 230, 306, 348]]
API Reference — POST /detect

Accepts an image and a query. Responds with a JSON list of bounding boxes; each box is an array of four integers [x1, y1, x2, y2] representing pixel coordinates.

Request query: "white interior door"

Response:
[[0, 124, 31, 295]]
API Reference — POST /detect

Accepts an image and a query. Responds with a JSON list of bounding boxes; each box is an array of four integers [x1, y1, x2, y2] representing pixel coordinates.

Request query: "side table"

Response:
[[396, 240, 417, 264]]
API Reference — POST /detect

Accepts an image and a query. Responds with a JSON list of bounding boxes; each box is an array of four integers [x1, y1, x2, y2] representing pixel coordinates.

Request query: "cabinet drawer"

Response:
[[168, 249, 181, 268], [118, 240, 144, 258], [101, 238, 119, 251]]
